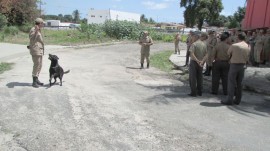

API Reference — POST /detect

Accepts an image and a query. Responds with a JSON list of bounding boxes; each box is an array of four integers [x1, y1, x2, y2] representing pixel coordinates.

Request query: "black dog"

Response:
[[48, 54, 70, 86]]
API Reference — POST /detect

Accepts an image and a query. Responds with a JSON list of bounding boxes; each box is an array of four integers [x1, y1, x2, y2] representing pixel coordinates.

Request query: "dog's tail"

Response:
[[64, 70, 70, 74]]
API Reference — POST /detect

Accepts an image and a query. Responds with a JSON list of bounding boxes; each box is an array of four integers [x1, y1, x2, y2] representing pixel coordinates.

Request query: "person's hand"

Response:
[[199, 61, 204, 67], [35, 25, 40, 32]]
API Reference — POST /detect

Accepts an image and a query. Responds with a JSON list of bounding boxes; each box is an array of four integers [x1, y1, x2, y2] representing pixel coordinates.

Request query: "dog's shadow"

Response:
[[6, 82, 32, 88]]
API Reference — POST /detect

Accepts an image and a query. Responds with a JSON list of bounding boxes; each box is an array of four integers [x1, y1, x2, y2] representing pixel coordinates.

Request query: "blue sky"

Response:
[[42, 0, 247, 23]]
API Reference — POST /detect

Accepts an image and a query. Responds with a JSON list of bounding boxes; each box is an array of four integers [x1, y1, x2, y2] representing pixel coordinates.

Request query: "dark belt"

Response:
[[231, 63, 245, 65], [216, 60, 229, 62]]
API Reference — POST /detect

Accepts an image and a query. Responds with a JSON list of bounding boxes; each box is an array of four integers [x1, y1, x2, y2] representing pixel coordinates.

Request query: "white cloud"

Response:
[[142, 1, 169, 10], [112, 0, 122, 2]]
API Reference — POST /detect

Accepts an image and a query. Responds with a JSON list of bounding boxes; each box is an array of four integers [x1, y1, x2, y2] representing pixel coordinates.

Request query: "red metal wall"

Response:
[[242, 0, 270, 30]]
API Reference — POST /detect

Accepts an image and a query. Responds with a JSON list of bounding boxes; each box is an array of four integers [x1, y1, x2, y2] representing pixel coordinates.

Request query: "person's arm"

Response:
[[146, 37, 153, 46], [189, 44, 202, 65], [200, 51, 208, 66], [227, 45, 233, 59]]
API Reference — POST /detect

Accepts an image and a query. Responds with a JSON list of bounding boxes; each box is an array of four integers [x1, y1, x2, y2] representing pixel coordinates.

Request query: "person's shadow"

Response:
[[6, 82, 52, 88], [6, 82, 32, 88], [126, 67, 142, 69], [200, 102, 224, 107]]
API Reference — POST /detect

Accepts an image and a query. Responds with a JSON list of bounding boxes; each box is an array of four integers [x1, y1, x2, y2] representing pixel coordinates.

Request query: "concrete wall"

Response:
[[87, 10, 110, 24], [87, 9, 140, 24]]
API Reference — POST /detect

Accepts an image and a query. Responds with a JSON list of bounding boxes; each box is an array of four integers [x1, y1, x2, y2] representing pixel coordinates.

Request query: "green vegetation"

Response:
[[0, 20, 177, 45], [180, 0, 223, 30], [181, 34, 188, 43], [0, 62, 13, 74], [150, 50, 174, 72]]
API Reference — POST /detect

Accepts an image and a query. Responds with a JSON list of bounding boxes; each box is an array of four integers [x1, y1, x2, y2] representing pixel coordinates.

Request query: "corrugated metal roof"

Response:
[[242, 0, 270, 30]]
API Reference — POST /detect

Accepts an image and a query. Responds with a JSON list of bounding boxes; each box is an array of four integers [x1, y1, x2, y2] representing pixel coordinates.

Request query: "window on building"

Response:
[[91, 15, 95, 18], [100, 16, 102, 18]]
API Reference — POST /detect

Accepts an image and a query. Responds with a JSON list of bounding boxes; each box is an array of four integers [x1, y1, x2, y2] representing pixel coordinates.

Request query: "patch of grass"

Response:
[[150, 50, 174, 72], [181, 34, 188, 42], [0, 29, 114, 45], [0, 62, 13, 74]]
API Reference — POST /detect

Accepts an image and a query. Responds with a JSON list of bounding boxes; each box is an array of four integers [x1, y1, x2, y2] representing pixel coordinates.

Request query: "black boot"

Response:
[[32, 77, 39, 88], [147, 63, 149, 68], [36, 77, 44, 86], [208, 66, 212, 76], [140, 63, 144, 69]]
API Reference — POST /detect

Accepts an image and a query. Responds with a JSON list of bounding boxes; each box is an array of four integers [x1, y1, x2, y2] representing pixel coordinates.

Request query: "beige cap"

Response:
[[35, 18, 45, 24], [201, 32, 208, 37]]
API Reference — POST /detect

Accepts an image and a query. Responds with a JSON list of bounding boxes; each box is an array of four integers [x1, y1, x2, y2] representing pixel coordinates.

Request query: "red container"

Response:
[[242, 0, 270, 30]]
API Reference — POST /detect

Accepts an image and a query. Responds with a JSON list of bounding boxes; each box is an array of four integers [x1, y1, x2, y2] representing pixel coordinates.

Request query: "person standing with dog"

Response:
[[28, 18, 45, 88], [139, 31, 153, 69]]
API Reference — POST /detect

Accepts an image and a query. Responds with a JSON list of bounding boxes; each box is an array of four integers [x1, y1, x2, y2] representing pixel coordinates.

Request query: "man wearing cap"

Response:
[[139, 31, 153, 69], [188, 31, 207, 97], [183, 30, 194, 66], [211, 33, 230, 95], [221, 32, 250, 105], [204, 30, 217, 76], [28, 18, 45, 88]]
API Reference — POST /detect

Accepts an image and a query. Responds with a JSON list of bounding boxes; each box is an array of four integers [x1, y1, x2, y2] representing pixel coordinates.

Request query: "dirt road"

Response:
[[0, 43, 270, 151]]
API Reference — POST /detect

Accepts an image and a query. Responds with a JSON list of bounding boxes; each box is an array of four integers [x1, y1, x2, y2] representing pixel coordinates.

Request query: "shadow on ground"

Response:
[[6, 82, 32, 88]]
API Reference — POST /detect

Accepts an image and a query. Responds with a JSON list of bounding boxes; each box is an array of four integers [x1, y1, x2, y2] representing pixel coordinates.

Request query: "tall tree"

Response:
[[207, 15, 228, 27], [224, 6, 246, 29], [0, 0, 39, 26], [149, 17, 155, 24], [63, 15, 73, 22], [140, 14, 148, 23], [180, 0, 223, 30], [72, 9, 80, 23]]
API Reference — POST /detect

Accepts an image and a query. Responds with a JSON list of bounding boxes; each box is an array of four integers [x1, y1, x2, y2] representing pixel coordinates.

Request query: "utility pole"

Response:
[[40, 0, 42, 16]]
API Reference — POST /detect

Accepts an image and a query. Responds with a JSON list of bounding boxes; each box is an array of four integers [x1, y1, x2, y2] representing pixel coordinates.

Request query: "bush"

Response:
[[3, 26, 19, 35], [149, 31, 163, 41], [0, 14, 7, 30], [80, 23, 106, 40], [162, 34, 174, 42], [19, 23, 32, 33], [103, 20, 142, 40]]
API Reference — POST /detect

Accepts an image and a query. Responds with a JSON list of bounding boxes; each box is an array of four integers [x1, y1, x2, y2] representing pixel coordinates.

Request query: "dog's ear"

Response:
[[55, 55, 59, 60]]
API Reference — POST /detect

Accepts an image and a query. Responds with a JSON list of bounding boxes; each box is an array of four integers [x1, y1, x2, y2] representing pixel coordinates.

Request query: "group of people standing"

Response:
[[247, 29, 270, 67], [182, 29, 253, 105]]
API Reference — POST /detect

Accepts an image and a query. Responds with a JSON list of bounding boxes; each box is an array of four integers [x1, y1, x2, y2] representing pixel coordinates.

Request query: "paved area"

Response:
[[0, 42, 270, 151]]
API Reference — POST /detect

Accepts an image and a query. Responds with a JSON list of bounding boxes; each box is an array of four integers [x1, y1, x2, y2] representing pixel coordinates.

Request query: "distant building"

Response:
[[87, 9, 141, 24], [45, 20, 78, 29], [46, 20, 61, 27], [156, 23, 186, 30]]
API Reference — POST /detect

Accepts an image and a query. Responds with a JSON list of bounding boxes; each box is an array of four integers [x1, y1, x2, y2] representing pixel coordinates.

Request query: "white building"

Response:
[[46, 20, 61, 26], [87, 9, 141, 24]]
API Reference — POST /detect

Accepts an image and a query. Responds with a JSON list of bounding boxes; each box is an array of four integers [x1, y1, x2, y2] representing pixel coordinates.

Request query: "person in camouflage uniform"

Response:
[[139, 31, 153, 69], [188, 31, 207, 97], [28, 18, 45, 88], [204, 30, 217, 76]]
